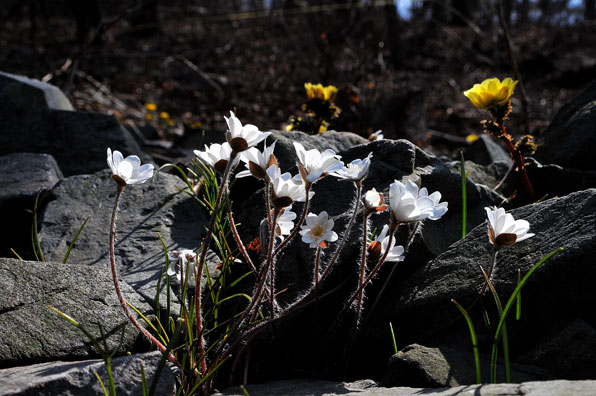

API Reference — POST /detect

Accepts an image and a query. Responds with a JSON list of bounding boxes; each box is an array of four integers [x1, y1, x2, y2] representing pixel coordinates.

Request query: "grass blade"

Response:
[[460, 151, 467, 238], [516, 268, 522, 320], [63, 215, 90, 264], [451, 299, 481, 384], [480, 266, 510, 383], [389, 322, 398, 355], [11, 248, 23, 260], [94, 371, 109, 396]]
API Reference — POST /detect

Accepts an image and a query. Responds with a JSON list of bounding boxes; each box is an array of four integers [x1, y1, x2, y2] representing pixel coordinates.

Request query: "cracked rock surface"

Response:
[[0, 258, 152, 367]]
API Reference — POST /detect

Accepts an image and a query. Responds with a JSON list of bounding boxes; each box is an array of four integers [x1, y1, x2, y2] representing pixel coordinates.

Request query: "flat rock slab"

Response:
[[0, 258, 151, 367], [215, 379, 596, 396], [0, 351, 176, 396], [39, 170, 209, 304]]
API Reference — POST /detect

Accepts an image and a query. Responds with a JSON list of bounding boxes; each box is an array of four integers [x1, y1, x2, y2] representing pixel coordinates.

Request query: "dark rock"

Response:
[[518, 319, 596, 380], [214, 379, 596, 396], [0, 258, 152, 367], [229, 137, 503, 380], [0, 153, 63, 203], [0, 153, 63, 259], [0, 70, 74, 111], [384, 343, 548, 388], [39, 170, 210, 305], [0, 351, 176, 396], [378, 189, 596, 361], [526, 158, 596, 200], [0, 71, 146, 176], [534, 79, 596, 171], [465, 134, 513, 167]]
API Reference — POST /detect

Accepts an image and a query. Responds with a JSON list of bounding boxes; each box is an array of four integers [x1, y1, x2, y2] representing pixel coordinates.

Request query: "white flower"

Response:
[[485, 206, 534, 247], [225, 111, 271, 152], [293, 142, 344, 184], [369, 130, 384, 141], [107, 148, 154, 186], [368, 224, 405, 262], [267, 164, 311, 208], [167, 249, 197, 283], [236, 140, 277, 179], [389, 180, 448, 223], [276, 206, 296, 240], [194, 142, 234, 173], [363, 188, 387, 214], [332, 152, 373, 182], [299, 211, 338, 248]]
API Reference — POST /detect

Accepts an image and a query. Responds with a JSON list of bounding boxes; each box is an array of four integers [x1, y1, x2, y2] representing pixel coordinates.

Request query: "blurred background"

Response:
[[1, 0, 594, 160]]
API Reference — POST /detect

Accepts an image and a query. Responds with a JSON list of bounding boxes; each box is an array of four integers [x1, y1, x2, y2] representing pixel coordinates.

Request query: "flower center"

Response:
[[312, 225, 324, 237]]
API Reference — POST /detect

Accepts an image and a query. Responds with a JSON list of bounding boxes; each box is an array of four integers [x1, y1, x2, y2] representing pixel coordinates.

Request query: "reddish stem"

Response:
[[109, 185, 181, 369], [499, 124, 535, 201]]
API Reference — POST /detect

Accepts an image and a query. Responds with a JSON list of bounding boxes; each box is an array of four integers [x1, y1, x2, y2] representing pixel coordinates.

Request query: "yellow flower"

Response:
[[145, 103, 157, 111], [463, 78, 518, 109], [145, 113, 153, 121], [160, 112, 170, 119], [304, 83, 338, 102]]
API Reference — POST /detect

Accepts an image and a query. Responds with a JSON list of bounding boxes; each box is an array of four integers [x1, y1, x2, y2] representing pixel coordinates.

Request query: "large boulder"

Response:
[[0, 152, 63, 259], [39, 170, 210, 305], [534, 79, 596, 171], [0, 71, 145, 176], [0, 351, 176, 396], [370, 189, 596, 377], [0, 258, 152, 367], [0, 70, 74, 111]]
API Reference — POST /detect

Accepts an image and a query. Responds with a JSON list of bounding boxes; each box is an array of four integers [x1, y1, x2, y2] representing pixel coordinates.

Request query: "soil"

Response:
[[1, 1, 595, 161]]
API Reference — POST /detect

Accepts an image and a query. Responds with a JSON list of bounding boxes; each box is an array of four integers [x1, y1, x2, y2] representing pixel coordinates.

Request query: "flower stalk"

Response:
[[109, 184, 180, 368]]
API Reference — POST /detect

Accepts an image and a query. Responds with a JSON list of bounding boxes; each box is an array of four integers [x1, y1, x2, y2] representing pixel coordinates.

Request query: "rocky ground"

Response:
[[1, 3, 596, 395]]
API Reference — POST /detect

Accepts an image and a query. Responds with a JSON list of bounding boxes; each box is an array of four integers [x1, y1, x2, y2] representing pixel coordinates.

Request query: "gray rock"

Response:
[[0, 108, 146, 176], [39, 170, 209, 305], [0, 70, 74, 111], [0, 72, 145, 176], [214, 379, 596, 396], [382, 189, 596, 353], [0, 153, 63, 203], [465, 134, 513, 167], [384, 343, 548, 388], [0, 258, 152, 366], [535, 79, 596, 171], [518, 319, 596, 379], [0, 351, 176, 396], [0, 153, 63, 259]]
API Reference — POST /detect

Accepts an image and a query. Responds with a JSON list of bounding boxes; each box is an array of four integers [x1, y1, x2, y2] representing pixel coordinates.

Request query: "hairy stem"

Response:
[[319, 181, 362, 283], [225, 190, 256, 272], [366, 222, 419, 321], [353, 210, 370, 330], [109, 185, 181, 369], [481, 246, 499, 295], [195, 153, 237, 375], [272, 185, 312, 257], [498, 123, 535, 201], [346, 223, 397, 307]]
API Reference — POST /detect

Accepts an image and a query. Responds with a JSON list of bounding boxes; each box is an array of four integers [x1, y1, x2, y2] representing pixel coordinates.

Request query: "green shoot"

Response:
[[460, 151, 467, 238], [516, 268, 522, 320], [63, 215, 90, 264], [31, 190, 45, 262], [94, 371, 109, 396], [480, 267, 510, 383], [451, 299, 481, 384], [11, 248, 23, 260], [141, 362, 148, 396], [240, 385, 251, 396], [490, 248, 563, 374], [389, 322, 398, 355]]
